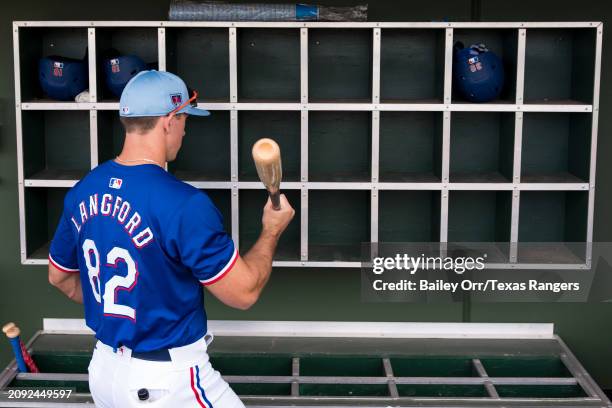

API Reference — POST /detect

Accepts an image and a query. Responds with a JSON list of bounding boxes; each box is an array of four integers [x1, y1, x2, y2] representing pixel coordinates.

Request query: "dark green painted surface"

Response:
[[448, 191, 512, 243], [238, 111, 301, 181], [521, 113, 591, 182], [379, 111, 443, 181], [518, 191, 588, 242], [380, 29, 446, 102], [379, 191, 441, 242], [495, 384, 587, 398], [1, 0, 612, 394], [238, 28, 300, 101], [309, 111, 371, 181], [166, 27, 230, 101], [450, 112, 514, 182], [481, 356, 571, 377], [397, 384, 488, 397]]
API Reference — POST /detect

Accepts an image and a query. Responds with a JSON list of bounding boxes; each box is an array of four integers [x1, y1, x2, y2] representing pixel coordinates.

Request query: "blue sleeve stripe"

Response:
[[200, 247, 238, 286], [48, 254, 79, 273]]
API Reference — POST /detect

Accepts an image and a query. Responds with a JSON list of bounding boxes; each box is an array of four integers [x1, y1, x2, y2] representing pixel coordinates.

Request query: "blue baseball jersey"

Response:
[[49, 161, 237, 352]]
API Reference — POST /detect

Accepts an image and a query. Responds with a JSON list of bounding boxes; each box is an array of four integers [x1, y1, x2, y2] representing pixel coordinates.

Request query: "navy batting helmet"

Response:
[[38, 56, 88, 101], [103, 55, 147, 98], [453, 42, 505, 103]]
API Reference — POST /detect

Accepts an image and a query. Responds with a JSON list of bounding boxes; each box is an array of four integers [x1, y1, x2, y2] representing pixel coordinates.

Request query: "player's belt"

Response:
[[131, 348, 172, 362]]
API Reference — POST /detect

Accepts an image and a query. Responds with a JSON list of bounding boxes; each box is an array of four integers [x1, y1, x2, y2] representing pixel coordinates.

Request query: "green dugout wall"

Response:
[[1, 0, 612, 393]]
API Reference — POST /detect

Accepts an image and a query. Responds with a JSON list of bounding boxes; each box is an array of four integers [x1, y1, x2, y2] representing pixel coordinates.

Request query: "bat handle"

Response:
[[269, 190, 281, 211]]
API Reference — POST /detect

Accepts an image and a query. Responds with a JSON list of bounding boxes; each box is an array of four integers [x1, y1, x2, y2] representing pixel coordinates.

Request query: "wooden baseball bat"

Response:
[[252, 138, 282, 211]]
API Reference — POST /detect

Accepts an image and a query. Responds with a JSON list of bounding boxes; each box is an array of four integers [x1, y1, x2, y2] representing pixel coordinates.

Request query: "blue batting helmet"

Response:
[[103, 55, 147, 98], [38, 56, 88, 101], [453, 42, 505, 103]]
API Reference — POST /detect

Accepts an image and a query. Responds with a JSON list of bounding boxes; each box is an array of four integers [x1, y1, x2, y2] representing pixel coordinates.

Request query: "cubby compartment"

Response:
[[18, 28, 88, 102], [397, 385, 488, 397], [167, 111, 231, 181], [380, 29, 446, 103], [521, 113, 591, 183], [22, 111, 91, 180], [524, 28, 596, 104], [238, 28, 300, 102], [495, 385, 587, 398], [481, 356, 572, 377], [210, 354, 292, 376], [238, 111, 300, 182], [97, 110, 124, 163], [379, 111, 443, 182], [519, 191, 588, 243], [378, 191, 441, 242], [309, 190, 370, 261], [448, 191, 512, 262], [202, 189, 232, 233], [300, 384, 389, 397], [300, 356, 385, 377], [239, 189, 300, 260], [452, 29, 518, 104], [391, 357, 478, 377], [95, 28, 158, 101], [309, 29, 372, 102], [24, 187, 68, 261], [232, 383, 292, 396], [450, 112, 514, 183], [166, 28, 229, 103], [309, 111, 371, 182]]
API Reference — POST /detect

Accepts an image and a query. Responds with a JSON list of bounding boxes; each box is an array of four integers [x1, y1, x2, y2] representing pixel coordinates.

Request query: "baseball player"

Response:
[[47, 70, 295, 407]]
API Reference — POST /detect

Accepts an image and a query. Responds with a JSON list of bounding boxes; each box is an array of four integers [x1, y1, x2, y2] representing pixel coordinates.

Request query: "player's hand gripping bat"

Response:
[[252, 138, 282, 211]]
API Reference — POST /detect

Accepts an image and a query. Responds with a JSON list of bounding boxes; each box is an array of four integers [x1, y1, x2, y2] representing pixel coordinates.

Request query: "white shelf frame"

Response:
[[13, 21, 602, 268]]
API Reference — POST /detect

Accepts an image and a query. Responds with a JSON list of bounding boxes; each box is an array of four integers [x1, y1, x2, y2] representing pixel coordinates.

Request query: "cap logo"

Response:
[[121, 106, 130, 114], [170, 94, 182, 106], [110, 58, 120, 73], [53, 61, 64, 77]]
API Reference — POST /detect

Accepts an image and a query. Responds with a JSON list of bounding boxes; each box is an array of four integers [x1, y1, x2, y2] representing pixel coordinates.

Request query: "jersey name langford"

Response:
[[70, 193, 154, 248]]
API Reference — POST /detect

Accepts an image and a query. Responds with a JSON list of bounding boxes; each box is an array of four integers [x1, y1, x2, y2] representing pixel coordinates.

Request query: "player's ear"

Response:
[[162, 112, 175, 133]]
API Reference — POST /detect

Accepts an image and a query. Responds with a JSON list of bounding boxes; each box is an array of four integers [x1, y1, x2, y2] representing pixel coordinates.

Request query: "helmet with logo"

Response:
[[103, 53, 147, 98], [453, 42, 505, 103], [38, 56, 88, 101]]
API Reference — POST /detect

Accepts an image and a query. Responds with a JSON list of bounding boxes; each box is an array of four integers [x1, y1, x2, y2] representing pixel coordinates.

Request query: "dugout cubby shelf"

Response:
[[165, 28, 230, 103], [309, 111, 372, 182], [238, 28, 301, 102], [95, 27, 159, 102], [378, 191, 441, 242], [17, 27, 89, 103], [379, 112, 443, 182], [521, 113, 592, 183], [24, 188, 68, 262], [450, 112, 514, 183], [524, 28, 597, 105], [13, 21, 602, 269], [308, 28, 373, 102], [451, 28, 518, 104], [380, 29, 446, 103], [22, 110, 91, 181], [239, 111, 301, 182]]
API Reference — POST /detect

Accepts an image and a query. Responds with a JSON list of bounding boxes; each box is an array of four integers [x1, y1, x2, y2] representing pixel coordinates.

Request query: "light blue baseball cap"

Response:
[[119, 70, 210, 117]]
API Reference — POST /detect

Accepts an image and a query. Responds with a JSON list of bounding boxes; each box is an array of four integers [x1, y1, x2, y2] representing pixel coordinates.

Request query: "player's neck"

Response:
[[117, 131, 167, 169]]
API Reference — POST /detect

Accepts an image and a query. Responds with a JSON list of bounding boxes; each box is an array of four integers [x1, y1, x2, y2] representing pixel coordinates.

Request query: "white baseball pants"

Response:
[[88, 335, 245, 407]]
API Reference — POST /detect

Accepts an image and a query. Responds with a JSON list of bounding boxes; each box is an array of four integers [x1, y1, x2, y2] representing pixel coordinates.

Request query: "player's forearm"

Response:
[[50, 274, 84, 304], [242, 228, 279, 295]]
